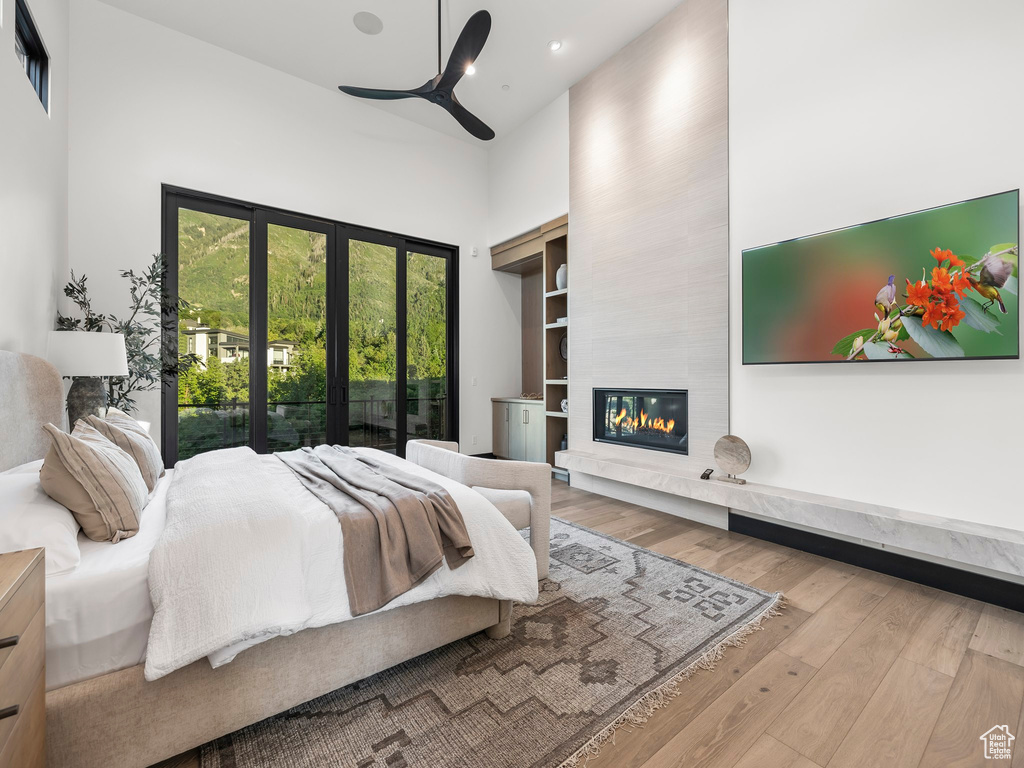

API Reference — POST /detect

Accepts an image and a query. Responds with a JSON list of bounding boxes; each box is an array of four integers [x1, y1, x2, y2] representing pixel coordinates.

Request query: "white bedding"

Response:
[[46, 449, 539, 689], [147, 447, 539, 680], [45, 469, 173, 690]]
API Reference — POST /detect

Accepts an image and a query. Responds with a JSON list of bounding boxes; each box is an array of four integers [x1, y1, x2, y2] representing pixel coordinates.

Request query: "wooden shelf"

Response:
[[497, 222, 567, 467]]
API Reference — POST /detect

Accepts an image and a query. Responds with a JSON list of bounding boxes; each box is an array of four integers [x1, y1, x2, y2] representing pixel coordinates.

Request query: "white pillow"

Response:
[[0, 467, 82, 575], [1, 459, 44, 475]]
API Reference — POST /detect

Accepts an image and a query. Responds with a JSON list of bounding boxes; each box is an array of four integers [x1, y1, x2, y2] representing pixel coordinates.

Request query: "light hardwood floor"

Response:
[[154, 479, 1024, 768]]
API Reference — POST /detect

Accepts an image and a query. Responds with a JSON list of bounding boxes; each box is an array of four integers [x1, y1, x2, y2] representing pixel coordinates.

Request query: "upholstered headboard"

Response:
[[0, 351, 64, 472]]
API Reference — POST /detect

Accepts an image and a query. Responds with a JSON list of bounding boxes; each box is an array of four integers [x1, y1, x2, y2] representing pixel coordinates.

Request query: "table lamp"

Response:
[[46, 331, 129, 428]]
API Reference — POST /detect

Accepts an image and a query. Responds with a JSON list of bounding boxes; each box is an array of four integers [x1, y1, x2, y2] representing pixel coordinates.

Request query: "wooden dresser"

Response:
[[0, 549, 45, 768]]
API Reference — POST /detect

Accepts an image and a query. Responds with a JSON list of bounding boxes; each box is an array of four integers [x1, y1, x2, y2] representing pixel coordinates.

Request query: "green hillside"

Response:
[[176, 208, 447, 404]]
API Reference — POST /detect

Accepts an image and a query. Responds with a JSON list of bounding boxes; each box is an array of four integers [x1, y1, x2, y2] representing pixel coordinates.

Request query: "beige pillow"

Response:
[[87, 408, 164, 491], [40, 422, 147, 542]]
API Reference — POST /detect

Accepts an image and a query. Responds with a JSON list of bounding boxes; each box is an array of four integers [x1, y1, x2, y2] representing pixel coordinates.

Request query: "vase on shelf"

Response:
[[555, 264, 568, 290]]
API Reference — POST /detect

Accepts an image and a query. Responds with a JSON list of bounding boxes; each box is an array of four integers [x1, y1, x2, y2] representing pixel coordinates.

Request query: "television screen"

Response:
[[742, 190, 1019, 364]]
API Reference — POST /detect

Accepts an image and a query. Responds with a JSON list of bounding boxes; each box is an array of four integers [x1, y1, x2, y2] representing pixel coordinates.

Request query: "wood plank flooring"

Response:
[[153, 479, 1024, 768]]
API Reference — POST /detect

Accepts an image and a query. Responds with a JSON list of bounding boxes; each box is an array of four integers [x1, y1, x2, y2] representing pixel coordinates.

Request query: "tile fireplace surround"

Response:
[[555, 448, 1024, 583]]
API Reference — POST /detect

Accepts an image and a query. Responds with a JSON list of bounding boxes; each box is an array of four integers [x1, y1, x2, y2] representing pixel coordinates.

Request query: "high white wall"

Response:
[[730, 0, 1024, 530], [487, 92, 569, 245], [67, 0, 522, 452], [0, 0, 68, 357]]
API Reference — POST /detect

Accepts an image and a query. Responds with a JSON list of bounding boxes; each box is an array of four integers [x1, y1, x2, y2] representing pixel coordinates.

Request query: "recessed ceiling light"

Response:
[[353, 11, 383, 35], [548, 40, 562, 52], [502, 84, 511, 91], [465, 64, 477, 75]]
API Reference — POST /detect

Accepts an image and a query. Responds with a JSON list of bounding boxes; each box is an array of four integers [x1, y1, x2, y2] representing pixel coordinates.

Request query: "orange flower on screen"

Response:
[[931, 267, 953, 294], [921, 300, 942, 329], [939, 294, 965, 332], [951, 269, 972, 298], [931, 247, 953, 265], [947, 253, 966, 268], [905, 278, 931, 306]]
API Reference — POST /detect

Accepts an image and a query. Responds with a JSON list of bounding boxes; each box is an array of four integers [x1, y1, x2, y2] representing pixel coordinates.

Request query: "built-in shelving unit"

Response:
[[542, 233, 569, 477], [490, 214, 569, 477]]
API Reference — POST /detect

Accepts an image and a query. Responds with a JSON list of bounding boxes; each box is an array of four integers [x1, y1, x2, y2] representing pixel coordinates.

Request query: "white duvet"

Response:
[[145, 447, 538, 681]]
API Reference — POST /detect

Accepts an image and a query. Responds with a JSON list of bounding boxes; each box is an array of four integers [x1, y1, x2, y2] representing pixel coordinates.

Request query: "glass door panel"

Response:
[[406, 250, 448, 442], [164, 189, 456, 464], [176, 208, 252, 460], [348, 239, 398, 452], [266, 223, 328, 450]]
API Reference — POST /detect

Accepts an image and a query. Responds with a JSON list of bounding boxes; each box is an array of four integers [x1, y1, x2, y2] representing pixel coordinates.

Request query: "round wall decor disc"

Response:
[[714, 435, 751, 475]]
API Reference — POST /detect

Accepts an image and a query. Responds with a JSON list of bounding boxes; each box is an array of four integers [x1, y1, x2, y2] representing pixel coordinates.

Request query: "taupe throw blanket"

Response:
[[277, 445, 474, 616]]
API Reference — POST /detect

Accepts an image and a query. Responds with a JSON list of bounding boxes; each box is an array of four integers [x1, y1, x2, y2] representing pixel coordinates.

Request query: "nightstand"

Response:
[[0, 549, 45, 768]]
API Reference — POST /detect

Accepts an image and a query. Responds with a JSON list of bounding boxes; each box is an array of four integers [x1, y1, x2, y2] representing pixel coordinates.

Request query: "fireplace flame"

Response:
[[613, 408, 675, 435]]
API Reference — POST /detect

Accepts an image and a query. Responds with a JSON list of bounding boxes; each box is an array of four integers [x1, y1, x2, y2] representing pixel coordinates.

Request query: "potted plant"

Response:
[[55, 254, 197, 417]]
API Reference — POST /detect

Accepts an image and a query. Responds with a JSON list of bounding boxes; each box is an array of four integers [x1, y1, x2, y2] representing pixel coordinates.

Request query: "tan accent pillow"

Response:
[[40, 422, 147, 542], [87, 408, 164, 491]]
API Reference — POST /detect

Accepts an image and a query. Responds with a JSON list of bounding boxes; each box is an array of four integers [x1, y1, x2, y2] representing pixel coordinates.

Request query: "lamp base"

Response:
[[67, 378, 107, 428]]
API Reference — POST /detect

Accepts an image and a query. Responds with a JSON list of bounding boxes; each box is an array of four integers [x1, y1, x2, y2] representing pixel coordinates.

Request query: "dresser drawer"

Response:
[[0, 670, 44, 768], [0, 607, 44, 751], [0, 559, 42, 671]]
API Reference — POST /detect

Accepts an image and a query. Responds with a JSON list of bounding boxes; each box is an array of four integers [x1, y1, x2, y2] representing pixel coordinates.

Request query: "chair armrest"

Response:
[[405, 441, 550, 579], [458, 458, 550, 580]]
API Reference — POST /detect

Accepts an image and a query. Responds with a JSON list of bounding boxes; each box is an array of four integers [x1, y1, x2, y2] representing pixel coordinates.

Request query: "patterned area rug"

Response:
[[201, 518, 783, 768]]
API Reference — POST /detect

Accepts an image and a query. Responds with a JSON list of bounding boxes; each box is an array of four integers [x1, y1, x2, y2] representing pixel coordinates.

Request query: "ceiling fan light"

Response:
[[548, 40, 562, 52]]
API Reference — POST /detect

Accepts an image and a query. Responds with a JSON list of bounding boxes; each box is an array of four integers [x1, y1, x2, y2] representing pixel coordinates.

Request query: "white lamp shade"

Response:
[[46, 332, 130, 377]]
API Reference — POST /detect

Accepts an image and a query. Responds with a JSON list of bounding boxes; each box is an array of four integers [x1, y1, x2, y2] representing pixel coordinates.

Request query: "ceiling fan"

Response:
[[338, 2, 495, 141]]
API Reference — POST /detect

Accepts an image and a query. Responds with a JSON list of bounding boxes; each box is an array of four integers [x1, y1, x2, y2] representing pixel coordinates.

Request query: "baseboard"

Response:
[[729, 513, 1024, 613]]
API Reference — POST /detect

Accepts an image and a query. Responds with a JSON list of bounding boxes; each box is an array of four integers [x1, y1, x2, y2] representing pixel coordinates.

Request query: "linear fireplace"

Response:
[[593, 388, 688, 455]]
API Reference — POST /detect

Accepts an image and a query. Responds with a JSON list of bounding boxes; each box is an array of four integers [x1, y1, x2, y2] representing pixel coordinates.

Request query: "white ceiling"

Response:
[[95, 0, 684, 145]]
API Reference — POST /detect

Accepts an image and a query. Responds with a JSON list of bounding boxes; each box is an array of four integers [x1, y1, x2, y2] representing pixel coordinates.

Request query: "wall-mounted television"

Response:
[[742, 190, 1019, 364]]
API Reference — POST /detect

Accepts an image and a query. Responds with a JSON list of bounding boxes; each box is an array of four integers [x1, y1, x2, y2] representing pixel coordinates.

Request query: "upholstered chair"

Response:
[[405, 440, 551, 579]]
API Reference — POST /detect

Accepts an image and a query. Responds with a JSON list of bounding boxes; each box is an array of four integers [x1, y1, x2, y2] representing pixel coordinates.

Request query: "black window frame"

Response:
[[160, 185, 460, 466], [15, 0, 48, 112]]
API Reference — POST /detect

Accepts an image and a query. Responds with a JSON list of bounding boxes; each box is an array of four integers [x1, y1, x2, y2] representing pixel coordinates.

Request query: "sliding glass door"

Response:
[[260, 211, 333, 453], [162, 188, 457, 466], [172, 202, 253, 460], [406, 244, 450, 446]]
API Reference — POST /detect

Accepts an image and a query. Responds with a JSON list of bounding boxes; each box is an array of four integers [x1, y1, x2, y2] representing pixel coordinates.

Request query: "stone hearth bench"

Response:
[[556, 449, 1024, 584]]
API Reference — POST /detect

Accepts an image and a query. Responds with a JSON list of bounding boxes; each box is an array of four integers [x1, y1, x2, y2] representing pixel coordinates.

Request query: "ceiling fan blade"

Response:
[[338, 85, 419, 101], [444, 96, 495, 141], [437, 10, 491, 92]]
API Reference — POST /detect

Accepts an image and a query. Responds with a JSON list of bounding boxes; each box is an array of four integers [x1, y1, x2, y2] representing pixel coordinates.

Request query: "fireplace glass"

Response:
[[593, 388, 688, 455]]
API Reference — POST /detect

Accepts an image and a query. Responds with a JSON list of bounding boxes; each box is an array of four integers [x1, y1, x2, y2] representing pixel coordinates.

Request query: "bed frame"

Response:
[[0, 351, 550, 768]]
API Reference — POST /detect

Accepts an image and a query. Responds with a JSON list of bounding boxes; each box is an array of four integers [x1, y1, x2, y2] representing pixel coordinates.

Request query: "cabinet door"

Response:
[[491, 402, 510, 458], [507, 404, 527, 461], [525, 404, 546, 463]]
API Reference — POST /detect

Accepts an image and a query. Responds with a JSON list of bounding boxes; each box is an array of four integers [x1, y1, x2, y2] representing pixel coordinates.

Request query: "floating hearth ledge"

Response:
[[555, 449, 1024, 583]]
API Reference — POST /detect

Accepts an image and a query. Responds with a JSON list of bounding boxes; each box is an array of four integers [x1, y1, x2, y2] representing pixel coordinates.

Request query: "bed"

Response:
[[0, 351, 551, 768]]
